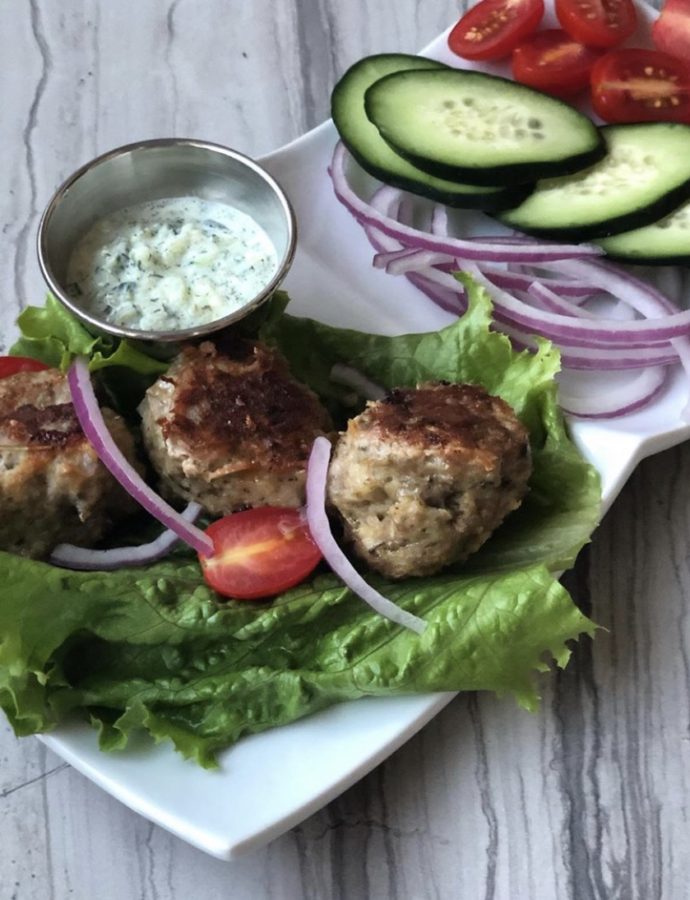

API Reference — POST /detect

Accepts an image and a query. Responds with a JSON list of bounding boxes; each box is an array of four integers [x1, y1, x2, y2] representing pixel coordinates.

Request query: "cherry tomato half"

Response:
[[555, 0, 637, 48], [0, 356, 50, 379], [512, 29, 603, 97], [652, 0, 690, 62], [448, 0, 544, 61], [199, 507, 322, 600], [590, 48, 690, 123]]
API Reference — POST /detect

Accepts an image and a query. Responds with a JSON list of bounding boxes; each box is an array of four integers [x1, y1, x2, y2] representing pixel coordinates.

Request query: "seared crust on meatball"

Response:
[[327, 382, 532, 579], [0, 369, 140, 558], [138, 339, 332, 514]]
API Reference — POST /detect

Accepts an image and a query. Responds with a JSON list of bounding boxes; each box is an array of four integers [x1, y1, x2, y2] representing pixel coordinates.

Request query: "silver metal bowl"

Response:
[[36, 138, 296, 342]]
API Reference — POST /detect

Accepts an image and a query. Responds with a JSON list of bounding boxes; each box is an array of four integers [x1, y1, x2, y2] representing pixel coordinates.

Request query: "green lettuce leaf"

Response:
[[0, 554, 595, 768], [0, 279, 601, 766], [10, 295, 169, 415], [11, 294, 171, 375]]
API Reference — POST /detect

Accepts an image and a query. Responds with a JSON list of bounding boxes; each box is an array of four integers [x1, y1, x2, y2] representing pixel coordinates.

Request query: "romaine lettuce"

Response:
[[0, 277, 600, 767]]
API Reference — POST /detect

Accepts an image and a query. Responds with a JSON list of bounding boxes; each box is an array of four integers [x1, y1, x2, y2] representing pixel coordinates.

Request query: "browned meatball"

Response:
[[0, 368, 140, 558], [327, 382, 532, 579], [138, 339, 332, 515]]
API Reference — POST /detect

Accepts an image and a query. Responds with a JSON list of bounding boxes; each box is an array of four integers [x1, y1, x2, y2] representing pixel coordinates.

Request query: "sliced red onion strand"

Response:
[[377, 249, 600, 301], [407, 263, 682, 368], [370, 219, 684, 371], [527, 279, 637, 322], [462, 263, 690, 345], [559, 367, 669, 419], [364, 224, 466, 314], [386, 249, 456, 276], [50, 502, 203, 570], [556, 258, 680, 315], [554, 258, 690, 420], [407, 271, 467, 315], [417, 260, 652, 349], [306, 437, 427, 635], [68, 357, 214, 556], [488, 269, 598, 300], [369, 183, 404, 217], [332, 142, 688, 417], [528, 281, 598, 319], [367, 175, 689, 348], [498, 321, 680, 369], [398, 195, 417, 228], [372, 247, 421, 269], [330, 143, 602, 263], [417, 266, 633, 347], [470, 234, 541, 245], [362, 222, 401, 255], [431, 204, 448, 237], [330, 363, 386, 401]]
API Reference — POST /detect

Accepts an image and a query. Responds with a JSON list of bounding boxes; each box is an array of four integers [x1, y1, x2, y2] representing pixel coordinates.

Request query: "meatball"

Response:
[[0, 368, 140, 558], [138, 339, 332, 515], [327, 382, 532, 579]]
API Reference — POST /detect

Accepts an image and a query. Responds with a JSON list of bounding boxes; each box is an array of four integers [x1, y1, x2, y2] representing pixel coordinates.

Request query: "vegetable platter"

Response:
[[3, 0, 689, 862]]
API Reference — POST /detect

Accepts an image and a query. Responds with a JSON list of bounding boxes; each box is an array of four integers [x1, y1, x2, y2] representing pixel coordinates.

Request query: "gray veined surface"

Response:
[[1, 0, 689, 898]]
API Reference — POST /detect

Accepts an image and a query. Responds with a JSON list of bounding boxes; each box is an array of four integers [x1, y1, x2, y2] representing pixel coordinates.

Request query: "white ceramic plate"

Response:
[[39, 0, 690, 860]]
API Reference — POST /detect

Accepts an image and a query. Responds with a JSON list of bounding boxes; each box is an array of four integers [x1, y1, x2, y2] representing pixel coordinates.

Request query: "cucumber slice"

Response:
[[499, 124, 690, 242], [331, 55, 533, 211], [597, 199, 690, 265], [363, 68, 604, 186]]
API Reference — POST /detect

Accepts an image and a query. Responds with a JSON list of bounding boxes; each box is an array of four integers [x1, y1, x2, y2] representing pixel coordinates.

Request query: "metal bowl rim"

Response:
[[36, 137, 297, 342]]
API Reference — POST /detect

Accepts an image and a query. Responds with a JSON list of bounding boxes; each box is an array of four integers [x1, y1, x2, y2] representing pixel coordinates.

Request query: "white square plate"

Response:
[[38, 0, 690, 860]]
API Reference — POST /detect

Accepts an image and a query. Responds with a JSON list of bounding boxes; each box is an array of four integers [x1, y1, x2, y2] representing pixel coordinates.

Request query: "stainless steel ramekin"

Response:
[[37, 138, 296, 342]]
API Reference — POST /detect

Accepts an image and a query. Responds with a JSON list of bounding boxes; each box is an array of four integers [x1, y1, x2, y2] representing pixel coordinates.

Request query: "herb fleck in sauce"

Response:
[[66, 197, 278, 331]]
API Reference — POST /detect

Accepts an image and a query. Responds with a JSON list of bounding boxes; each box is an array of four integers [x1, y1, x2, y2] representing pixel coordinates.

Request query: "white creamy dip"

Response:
[[66, 196, 278, 331]]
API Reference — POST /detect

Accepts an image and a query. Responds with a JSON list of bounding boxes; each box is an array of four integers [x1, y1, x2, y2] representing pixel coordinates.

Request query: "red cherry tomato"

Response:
[[590, 48, 690, 123], [555, 0, 637, 48], [448, 0, 544, 61], [512, 29, 603, 97], [0, 356, 50, 379], [199, 507, 322, 600], [652, 0, 690, 61]]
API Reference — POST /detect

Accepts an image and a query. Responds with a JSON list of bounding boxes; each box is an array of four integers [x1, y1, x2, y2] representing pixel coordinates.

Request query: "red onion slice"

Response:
[[68, 357, 214, 556], [330, 363, 386, 401], [374, 243, 600, 301], [51, 502, 203, 570], [364, 225, 467, 315], [341, 152, 686, 417], [367, 223, 683, 372], [559, 367, 668, 419], [528, 281, 597, 319], [398, 195, 418, 228], [364, 223, 466, 314], [556, 259, 680, 315], [305, 436, 427, 635], [372, 247, 422, 269], [330, 143, 602, 263], [386, 249, 454, 275], [553, 258, 690, 419], [431, 204, 449, 237], [470, 234, 541, 245], [346, 153, 683, 414], [460, 263, 690, 345], [407, 271, 467, 315], [488, 269, 597, 300], [499, 321, 680, 369], [390, 256, 598, 300], [370, 184, 404, 216]]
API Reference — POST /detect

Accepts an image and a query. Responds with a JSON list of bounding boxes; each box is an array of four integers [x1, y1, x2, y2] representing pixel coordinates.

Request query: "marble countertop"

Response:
[[1, 1, 688, 898]]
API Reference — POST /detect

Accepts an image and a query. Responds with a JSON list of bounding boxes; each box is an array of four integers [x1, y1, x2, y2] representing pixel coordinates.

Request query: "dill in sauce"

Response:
[[66, 196, 278, 331]]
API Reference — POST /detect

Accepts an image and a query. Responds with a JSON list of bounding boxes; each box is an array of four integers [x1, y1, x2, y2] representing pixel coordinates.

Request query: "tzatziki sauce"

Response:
[[66, 196, 278, 331]]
